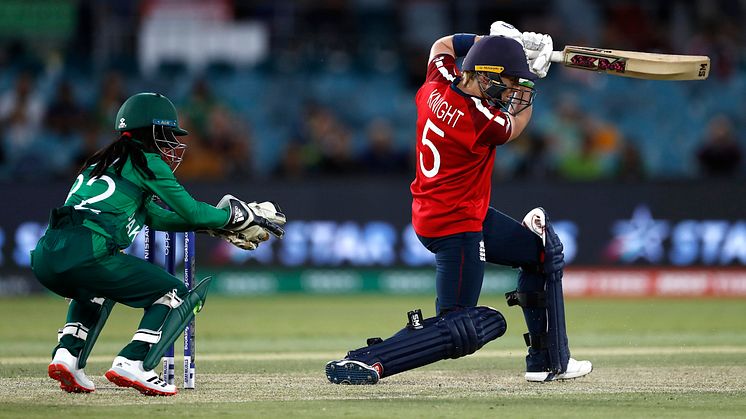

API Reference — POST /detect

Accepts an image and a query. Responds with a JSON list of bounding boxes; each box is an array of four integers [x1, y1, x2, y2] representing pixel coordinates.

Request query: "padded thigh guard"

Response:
[[346, 306, 506, 378], [142, 277, 213, 371]]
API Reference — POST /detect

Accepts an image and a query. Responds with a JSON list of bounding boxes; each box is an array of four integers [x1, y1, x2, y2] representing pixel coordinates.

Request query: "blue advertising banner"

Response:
[[1, 178, 744, 295]]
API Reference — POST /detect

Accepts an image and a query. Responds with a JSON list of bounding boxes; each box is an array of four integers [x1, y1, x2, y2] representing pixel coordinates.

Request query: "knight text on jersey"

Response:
[[427, 90, 465, 128]]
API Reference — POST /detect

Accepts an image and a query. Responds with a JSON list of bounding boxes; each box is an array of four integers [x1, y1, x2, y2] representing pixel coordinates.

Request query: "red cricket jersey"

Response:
[[410, 54, 513, 238]]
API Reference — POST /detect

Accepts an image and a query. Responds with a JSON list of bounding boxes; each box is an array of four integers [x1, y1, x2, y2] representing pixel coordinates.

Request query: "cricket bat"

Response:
[[532, 46, 710, 80]]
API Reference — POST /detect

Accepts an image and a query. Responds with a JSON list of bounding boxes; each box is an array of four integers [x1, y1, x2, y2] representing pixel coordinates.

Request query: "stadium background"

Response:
[[0, 0, 744, 298]]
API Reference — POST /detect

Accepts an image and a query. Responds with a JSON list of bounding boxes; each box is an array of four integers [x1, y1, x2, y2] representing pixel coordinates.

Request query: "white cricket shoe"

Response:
[[48, 348, 95, 393], [105, 356, 177, 396], [525, 358, 593, 382]]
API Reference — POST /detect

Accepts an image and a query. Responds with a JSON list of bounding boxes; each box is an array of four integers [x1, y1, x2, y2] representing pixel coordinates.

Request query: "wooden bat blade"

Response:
[[543, 46, 710, 80]]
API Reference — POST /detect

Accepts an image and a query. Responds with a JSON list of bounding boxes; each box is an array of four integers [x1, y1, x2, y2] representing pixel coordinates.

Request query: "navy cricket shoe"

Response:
[[325, 359, 380, 385]]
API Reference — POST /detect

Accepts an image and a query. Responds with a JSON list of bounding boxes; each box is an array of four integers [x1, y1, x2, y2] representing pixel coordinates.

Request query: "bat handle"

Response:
[[526, 50, 564, 63]]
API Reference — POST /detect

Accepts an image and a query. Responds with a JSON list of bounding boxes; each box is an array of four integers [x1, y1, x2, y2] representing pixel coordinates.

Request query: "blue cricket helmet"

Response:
[[462, 35, 536, 81]]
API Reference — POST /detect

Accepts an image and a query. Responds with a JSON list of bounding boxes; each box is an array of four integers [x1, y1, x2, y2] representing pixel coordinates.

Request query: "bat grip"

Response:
[[526, 50, 564, 63]]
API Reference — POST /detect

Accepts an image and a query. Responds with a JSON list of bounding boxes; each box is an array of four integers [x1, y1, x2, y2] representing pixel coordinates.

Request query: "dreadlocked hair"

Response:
[[80, 127, 158, 180]]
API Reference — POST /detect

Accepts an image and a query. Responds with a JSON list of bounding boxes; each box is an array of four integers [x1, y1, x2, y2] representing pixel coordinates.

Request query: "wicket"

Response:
[[143, 226, 197, 389]]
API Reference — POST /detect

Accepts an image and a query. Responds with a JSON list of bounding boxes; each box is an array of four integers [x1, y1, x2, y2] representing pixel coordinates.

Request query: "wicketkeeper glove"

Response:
[[202, 198, 287, 251], [217, 194, 285, 238], [244, 201, 286, 239], [199, 228, 266, 251]]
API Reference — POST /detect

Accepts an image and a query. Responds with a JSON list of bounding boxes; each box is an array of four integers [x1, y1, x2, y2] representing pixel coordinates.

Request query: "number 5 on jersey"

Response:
[[419, 118, 443, 178]]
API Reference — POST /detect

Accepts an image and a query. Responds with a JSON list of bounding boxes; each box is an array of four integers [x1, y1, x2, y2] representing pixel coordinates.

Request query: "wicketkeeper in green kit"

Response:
[[31, 92, 286, 396]]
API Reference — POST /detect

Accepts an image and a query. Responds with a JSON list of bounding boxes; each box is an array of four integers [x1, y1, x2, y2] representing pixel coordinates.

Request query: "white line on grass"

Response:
[[2, 346, 744, 365]]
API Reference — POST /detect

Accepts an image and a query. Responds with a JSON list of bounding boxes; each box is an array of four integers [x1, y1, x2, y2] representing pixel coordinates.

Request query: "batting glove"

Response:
[[522, 32, 553, 78], [489, 21, 524, 48]]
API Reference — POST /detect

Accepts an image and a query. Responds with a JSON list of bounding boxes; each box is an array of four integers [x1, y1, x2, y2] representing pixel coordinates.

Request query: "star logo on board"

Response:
[[604, 205, 669, 263]]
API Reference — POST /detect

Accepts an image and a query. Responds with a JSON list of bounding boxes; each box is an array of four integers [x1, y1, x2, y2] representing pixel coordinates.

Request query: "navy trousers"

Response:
[[418, 207, 542, 314]]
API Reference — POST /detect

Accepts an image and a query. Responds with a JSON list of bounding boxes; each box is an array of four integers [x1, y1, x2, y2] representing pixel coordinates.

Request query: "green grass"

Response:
[[1, 295, 745, 418]]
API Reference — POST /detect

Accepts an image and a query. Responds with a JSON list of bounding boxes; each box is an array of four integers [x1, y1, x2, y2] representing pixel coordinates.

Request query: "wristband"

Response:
[[453, 33, 477, 57]]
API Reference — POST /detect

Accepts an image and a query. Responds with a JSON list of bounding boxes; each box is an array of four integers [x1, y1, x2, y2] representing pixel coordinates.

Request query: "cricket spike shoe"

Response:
[[48, 348, 96, 393], [325, 359, 380, 385], [525, 358, 593, 382], [105, 356, 177, 396]]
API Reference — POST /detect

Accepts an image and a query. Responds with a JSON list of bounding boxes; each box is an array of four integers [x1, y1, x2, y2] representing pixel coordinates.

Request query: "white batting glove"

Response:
[[489, 21, 524, 48], [522, 32, 553, 78]]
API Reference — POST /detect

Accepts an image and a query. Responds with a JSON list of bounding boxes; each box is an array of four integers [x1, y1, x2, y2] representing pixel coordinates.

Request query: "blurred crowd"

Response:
[[0, 0, 743, 182]]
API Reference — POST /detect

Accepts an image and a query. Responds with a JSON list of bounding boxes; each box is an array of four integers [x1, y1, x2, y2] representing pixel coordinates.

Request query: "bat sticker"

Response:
[[698, 63, 708, 78], [568, 53, 627, 73]]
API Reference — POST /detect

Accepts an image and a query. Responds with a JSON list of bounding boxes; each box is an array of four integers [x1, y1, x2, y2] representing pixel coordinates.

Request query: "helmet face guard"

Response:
[[153, 125, 187, 172], [476, 71, 536, 116], [461, 36, 538, 116]]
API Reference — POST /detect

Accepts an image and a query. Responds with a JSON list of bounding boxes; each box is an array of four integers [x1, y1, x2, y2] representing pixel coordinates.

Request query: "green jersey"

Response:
[[63, 152, 229, 250]]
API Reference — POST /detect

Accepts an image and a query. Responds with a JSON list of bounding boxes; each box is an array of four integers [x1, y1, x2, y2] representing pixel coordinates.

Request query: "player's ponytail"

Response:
[[79, 128, 157, 180]]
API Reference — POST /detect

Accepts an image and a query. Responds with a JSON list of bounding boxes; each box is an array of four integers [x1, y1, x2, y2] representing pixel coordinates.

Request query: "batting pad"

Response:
[[544, 222, 570, 373], [346, 306, 506, 378], [510, 212, 571, 374]]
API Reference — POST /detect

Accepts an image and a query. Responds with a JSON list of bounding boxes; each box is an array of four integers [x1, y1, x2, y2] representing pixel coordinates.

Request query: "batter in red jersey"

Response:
[[411, 41, 529, 238], [326, 21, 592, 385]]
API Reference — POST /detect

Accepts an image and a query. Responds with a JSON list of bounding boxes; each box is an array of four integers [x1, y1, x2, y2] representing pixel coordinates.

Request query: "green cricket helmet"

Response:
[[115, 92, 188, 171], [115, 92, 188, 135]]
